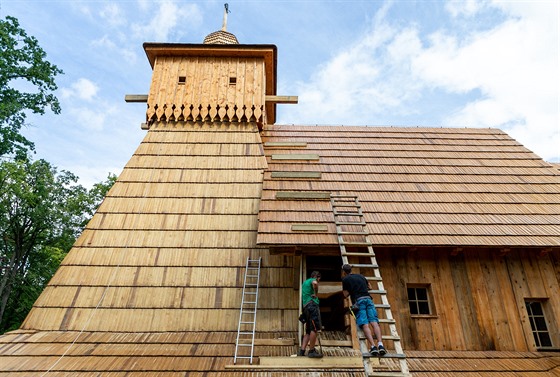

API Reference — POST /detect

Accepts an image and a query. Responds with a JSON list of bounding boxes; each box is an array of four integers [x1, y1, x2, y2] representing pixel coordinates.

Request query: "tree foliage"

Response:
[[0, 159, 116, 332], [0, 15, 63, 158]]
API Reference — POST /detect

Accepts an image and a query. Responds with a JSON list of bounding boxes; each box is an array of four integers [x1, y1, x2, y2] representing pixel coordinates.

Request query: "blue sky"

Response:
[[2, 0, 559, 187]]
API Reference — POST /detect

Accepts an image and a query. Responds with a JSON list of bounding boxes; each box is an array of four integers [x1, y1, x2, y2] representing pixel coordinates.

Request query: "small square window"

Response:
[[229, 77, 237, 85], [526, 300, 553, 348], [178, 76, 186, 84], [407, 284, 433, 315]]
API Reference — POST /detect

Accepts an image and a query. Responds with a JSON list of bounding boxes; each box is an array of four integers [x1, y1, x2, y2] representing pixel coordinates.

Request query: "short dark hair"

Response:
[[342, 264, 352, 273], [310, 271, 321, 278]]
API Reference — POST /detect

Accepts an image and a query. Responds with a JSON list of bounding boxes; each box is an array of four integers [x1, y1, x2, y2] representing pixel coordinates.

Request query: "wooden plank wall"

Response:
[[146, 57, 265, 124], [377, 248, 560, 352]]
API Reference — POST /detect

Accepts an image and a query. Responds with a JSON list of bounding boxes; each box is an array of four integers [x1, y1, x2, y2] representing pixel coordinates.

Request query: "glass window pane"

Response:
[[416, 288, 428, 300], [407, 288, 416, 300], [534, 317, 548, 331], [409, 302, 418, 315], [418, 301, 430, 314], [538, 332, 552, 347]]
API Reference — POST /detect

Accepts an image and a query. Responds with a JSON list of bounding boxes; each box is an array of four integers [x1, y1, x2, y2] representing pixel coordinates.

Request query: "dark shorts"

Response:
[[303, 302, 321, 334]]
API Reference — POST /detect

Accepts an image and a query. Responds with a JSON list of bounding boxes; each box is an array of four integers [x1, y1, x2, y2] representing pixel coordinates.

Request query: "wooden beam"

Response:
[[264, 142, 307, 147], [291, 224, 328, 232], [271, 154, 320, 161], [254, 338, 294, 346], [265, 95, 298, 104], [125, 94, 149, 103], [275, 191, 331, 200], [271, 171, 321, 179], [224, 356, 365, 369]]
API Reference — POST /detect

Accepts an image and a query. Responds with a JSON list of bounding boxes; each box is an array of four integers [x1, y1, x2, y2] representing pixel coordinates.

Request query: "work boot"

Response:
[[297, 349, 306, 356], [307, 348, 323, 358]]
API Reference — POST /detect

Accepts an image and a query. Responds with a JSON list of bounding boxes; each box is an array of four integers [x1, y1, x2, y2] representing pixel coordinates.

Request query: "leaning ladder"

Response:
[[234, 257, 262, 364], [331, 195, 410, 377]]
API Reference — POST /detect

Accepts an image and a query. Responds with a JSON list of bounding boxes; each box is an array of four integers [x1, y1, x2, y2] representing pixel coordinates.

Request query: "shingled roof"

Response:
[[0, 123, 558, 376], [257, 125, 560, 250]]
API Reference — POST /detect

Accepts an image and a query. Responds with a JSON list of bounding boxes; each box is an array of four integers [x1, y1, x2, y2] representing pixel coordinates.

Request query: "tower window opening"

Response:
[[229, 77, 237, 85], [178, 76, 186, 84]]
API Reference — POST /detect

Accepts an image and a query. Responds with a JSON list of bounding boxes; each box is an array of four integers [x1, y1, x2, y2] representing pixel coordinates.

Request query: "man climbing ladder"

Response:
[[342, 263, 386, 356]]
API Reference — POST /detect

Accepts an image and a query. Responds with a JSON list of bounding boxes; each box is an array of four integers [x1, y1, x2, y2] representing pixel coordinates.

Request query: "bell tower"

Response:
[[132, 5, 297, 130]]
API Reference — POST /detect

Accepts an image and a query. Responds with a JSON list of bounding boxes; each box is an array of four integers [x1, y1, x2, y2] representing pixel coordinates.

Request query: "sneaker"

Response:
[[377, 344, 387, 356], [369, 345, 379, 356], [307, 348, 323, 358], [297, 349, 306, 356]]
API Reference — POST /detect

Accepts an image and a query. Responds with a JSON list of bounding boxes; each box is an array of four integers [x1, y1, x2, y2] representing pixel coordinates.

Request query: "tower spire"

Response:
[[222, 3, 230, 32], [203, 3, 238, 44]]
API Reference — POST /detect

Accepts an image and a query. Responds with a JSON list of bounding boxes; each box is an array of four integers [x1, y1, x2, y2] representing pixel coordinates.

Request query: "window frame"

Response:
[[407, 283, 437, 318], [525, 299, 554, 350]]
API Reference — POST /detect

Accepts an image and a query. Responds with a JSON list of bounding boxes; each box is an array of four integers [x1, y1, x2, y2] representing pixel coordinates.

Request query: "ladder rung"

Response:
[[366, 372, 408, 377], [334, 212, 363, 216], [338, 231, 369, 235], [342, 252, 375, 256], [368, 290, 387, 295], [359, 335, 400, 341], [351, 263, 379, 268], [235, 356, 253, 359], [378, 319, 396, 324], [366, 276, 383, 281], [237, 344, 253, 347], [238, 332, 253, 335], [375, 304, 391, 309], [337, 221, 367, 226], [240, 321, 255, 324], [340, 241, 372, 246]]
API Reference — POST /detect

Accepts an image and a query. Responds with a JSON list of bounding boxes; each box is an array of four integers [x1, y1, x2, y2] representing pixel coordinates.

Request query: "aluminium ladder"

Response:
[[233, 257, 262, 364], [331, 195, 410, 377]]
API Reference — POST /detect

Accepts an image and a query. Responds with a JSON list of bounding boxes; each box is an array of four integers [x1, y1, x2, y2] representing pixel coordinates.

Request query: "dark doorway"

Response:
[[305, 255, 346, 331]]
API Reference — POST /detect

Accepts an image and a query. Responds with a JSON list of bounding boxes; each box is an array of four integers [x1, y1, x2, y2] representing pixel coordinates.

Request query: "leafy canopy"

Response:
[[0, 16, 63, 158]]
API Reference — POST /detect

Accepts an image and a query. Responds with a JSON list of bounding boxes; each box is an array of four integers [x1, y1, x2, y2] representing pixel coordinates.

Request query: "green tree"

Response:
[[0, 15, 63, 158], [0, 159, 115, 332]]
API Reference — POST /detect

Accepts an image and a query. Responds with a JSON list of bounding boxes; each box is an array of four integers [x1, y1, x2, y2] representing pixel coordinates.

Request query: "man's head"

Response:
[[342, 264, 352, 275], [310, 271, 321, 280]]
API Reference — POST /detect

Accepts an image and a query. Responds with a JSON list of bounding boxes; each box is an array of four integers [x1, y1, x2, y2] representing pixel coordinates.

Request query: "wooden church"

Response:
[[0, 12, 559, 377]]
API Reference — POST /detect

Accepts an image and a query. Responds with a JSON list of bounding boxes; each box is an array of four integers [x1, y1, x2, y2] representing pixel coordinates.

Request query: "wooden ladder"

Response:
[[331, 195, 410, 377], [234, 257, 262, 364]]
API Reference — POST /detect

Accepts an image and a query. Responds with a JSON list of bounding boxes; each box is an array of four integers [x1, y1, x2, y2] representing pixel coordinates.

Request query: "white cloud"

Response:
[[445, 0, 490, 18], [131, 1, 202, 41], [61, 78, 99, 101], [99, 3, 126, 28], [286, 1, 559, 161]]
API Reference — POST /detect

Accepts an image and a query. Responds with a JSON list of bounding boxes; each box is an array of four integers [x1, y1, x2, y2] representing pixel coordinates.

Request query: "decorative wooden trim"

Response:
[[275, 191, 331, 200], [271, 154, 320, 160], [271, 171, 321, 179], [291, 224, 328, 232], [147, 103, 264, 124]]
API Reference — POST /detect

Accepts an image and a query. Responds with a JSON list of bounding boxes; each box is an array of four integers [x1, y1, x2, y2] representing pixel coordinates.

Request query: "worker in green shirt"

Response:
[[298, 271, 323, 358]]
